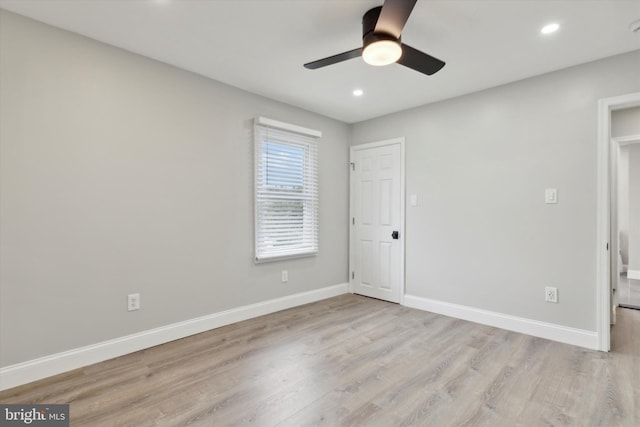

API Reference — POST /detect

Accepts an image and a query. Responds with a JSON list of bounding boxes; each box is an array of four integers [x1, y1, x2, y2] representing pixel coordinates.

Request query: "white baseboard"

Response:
[[0, 283, 349, 391], [627, 270, 640, 280], [403, 295, 599, 350]]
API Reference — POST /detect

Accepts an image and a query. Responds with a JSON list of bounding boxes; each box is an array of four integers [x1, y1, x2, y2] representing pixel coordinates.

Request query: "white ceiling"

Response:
[[1, 0, 639, 123]]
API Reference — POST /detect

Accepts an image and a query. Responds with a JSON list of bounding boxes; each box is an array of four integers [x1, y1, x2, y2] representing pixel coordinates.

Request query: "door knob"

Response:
[[392, 231, 399, 239]]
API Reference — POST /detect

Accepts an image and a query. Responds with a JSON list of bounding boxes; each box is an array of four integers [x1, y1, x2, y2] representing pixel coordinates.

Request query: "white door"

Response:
[[350, 139, 404, 303]]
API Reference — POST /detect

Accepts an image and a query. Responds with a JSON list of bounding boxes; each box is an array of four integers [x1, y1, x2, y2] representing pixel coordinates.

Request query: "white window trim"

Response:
[[256, 117, 322, 138], [254, 117, 321, 263]]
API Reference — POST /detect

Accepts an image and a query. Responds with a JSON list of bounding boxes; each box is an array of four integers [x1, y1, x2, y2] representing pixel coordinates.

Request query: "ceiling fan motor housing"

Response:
[[362, 6, 401, 48]]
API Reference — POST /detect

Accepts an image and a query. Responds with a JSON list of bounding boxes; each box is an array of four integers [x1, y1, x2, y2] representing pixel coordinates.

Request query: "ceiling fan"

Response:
[[304, 0, 445, 75]]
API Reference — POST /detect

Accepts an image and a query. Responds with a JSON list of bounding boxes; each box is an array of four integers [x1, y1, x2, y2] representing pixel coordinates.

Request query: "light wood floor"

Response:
[[1, 294, 638, 426]]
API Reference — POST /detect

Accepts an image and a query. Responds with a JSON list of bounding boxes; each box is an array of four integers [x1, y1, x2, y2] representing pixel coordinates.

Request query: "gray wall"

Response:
[[612, 106, 640, 138], [0, 11, 349, 367], [619, 146, 630, 268], [629, 145, 640, 273], [351, 50, 640, 332]]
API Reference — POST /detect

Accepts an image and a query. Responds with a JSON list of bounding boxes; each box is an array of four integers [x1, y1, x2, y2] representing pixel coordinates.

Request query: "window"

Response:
[[254, 117, 320, 262]]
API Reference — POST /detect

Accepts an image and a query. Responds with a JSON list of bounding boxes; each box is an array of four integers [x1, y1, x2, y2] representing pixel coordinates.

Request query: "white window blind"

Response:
[[254, 117, 320, 263]]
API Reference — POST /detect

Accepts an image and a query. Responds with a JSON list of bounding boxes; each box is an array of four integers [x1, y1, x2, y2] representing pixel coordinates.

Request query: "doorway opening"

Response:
[[613, 133, 640, 311], [597, 92, 640, 351]]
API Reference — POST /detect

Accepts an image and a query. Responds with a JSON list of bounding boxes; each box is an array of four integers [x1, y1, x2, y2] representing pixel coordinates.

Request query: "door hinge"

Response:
[[350, 162, 355, 171], [352, 217, 355, 225], [351, 271, 355, 280]]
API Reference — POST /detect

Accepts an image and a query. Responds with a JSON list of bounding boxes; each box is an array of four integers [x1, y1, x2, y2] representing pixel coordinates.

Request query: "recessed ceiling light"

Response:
[[353, 89, 364, 97], [540, 23, 560, 35]]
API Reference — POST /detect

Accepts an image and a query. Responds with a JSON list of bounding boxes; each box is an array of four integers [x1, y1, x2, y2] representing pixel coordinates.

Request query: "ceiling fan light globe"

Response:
[[362, 40, 402, 66]]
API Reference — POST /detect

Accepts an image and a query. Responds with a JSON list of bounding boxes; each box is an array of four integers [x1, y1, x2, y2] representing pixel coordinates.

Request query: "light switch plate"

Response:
[[127, 293, 140, 311], [410, 194, 418, 207], [545, 188, 557, 204]]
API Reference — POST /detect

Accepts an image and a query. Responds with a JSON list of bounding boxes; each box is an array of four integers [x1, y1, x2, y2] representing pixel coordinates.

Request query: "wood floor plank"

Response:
[[1, 295, 639, 426]]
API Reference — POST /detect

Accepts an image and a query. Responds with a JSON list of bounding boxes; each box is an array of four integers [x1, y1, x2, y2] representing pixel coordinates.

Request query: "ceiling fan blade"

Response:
[[374, 0, 417, 38], [304, 48, 363, 69], [397, 43, 445, 75]]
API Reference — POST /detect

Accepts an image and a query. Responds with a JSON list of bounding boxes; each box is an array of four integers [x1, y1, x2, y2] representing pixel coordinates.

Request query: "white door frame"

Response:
[[596, 91, 640, 351], [349, 138, 406, 304]]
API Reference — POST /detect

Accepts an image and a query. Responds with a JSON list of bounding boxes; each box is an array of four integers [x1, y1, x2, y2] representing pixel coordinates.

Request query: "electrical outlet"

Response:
[[282, 270, 288, 283], [545, 287, 558, 303], [127, 293, 140, 311]]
